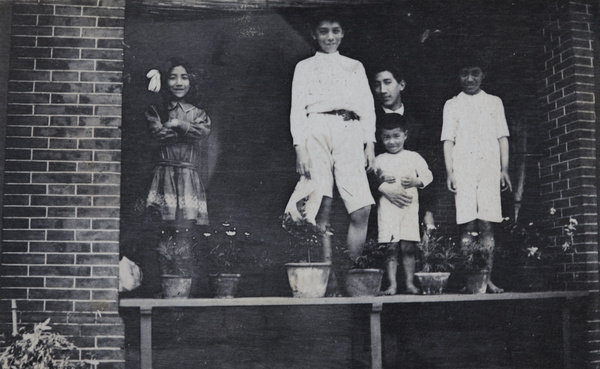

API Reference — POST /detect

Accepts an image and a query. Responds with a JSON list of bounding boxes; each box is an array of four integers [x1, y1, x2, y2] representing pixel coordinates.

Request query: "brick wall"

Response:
[[541, 0, 599, 366], [0, 0, 125, 368]]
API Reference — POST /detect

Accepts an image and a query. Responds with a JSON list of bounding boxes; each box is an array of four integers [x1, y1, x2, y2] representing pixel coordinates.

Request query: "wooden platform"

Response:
[[120, 291, 588, 369]]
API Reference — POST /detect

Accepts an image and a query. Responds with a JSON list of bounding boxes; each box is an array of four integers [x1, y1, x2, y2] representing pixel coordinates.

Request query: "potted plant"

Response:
[[497, 208, 578, 291], [414, 227, 459, 295], [0, 319, 98, 369], [345, 239, 386, 297], [281, 214, 331, 298], [456, 231, 493, 294], [155, 227, 195, 299], [203, 221, 258, 298]]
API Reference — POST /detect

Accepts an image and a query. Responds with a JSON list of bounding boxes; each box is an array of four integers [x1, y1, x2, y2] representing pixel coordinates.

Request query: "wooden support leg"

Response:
[[562, 302, 572, 369], [140, 307, 153, 369], [370, 302, 383, 369]]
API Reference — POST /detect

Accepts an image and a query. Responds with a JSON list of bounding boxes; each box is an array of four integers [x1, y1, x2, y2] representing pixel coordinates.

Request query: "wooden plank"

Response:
[[120, 291, 588, 308]]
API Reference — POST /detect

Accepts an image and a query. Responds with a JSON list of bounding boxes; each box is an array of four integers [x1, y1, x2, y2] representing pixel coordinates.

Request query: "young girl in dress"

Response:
[[145, 57, 212, 279]]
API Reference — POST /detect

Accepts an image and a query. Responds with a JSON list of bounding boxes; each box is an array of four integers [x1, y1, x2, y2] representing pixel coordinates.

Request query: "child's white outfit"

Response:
[[441, 90, 509, 224], [376, 150, 432, 243], [285, 51, 376, 223]]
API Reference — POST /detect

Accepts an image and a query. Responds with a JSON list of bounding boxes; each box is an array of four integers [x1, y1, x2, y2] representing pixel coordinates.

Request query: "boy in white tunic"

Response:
[[286, 13, 376, 268], [441, 59, 512, 293], [376, 114, 432, 294]]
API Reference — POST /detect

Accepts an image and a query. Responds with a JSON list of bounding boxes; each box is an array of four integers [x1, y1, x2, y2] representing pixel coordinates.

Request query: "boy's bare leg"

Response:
[[382, 242, 399, 295], [479, 219, 504, 294], [317, 197, 340, 296], [346, 205, 371, 261], [401, 240, 419, 294]]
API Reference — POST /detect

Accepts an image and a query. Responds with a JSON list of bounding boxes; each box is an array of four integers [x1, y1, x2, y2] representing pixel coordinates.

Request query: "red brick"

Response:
[[94, 151, 121, 162], [11, 47, 52, 58], [76, 231, 120, 243], [82, 28, 124, 38], [4, 195, 31, 206], [36, 82, 94, 93], [83, 7, 124, 17], [46, 300, 74, 311], [51, 93, 78, 104], [81, 71, 121, 82], [31, 218, 91, 229], [79, 139, 121, 150], [0, 277, 44, 287], [32, 173, 92, 183], [93, 197, 120, 207], [3, 206, 47, 218], [37, 59, 95, 71], [92, 243, 119, 253], [1, 289, 28, 299], [35, 105, 94, 115], [8, 81, 34, 92], [2, 253, 46, 264], [0, 265, 28, 276], [5, 160, 47, 172], [76, 278, 117, 289], [79, 162, 120, 172], [10, 70, 52, 81], [51, 48, 81, 60], [8, 91, 49, 104], [47, 207, 77, 218], [30, 288, 90, 300], [49, 139, 78, 149], [50, 116, 78, 126], [29, 242, 90, 253], [48, 184, 77, 194], [80, 94, 121, 105], [47, 230, 76, 241], [97, 18, 124, 28], [96, 61, 123, 72], [3, 230, 46, 240], [3, 241, 31, 252], [52, 71, 80, 82], [8, 104, 33, 114], [3, 218, 31, 229], [82, 49, 123, 60], [30, 265, 91, 277], [95, 83, 122, 94], [77, 208, 120, 219], [79, 116, 121, 127], [55, 5, 83, 16], [37, 16, 96, 27], [77, 324, 123, 337], [48, 162, 77, 172], [77, 185, 120, 195], [45, 277, 75, 288], [54, 27, 82, 37], [11, 14, 37, 25], [91, 266, 118, 277]]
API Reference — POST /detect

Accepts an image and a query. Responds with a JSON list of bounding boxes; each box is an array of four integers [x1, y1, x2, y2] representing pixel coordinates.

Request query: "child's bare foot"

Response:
[[381, 286, 397, 295], [487, 280, 504, 294], [405, 284, 420, 295]]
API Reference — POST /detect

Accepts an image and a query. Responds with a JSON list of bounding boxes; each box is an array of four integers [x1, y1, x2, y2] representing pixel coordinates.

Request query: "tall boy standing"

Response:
[[441, 60, 512, 293]]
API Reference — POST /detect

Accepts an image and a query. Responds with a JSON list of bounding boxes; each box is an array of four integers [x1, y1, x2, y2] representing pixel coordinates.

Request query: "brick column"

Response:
[[0, 1, 125, 368], [540, 0, 599, 367]]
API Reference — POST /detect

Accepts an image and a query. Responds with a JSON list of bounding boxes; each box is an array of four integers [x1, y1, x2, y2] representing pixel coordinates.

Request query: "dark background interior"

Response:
[[117, 2, 589, 368], [120, 2, 545, 298]]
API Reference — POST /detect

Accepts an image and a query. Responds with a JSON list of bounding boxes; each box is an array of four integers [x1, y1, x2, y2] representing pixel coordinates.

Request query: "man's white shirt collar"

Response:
[[383, 105, 405, 115]]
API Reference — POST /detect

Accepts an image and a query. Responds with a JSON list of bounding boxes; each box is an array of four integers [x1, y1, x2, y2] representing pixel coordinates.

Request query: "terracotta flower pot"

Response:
[[160, 275, 192, 299], [285, 262, 330, 298], [208, 273, 242, 299], [345, 269, 383, 297], [415, 272, 451, 295]]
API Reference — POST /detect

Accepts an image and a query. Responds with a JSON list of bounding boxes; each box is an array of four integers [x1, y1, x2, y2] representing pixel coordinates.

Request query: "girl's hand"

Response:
[[400, 176, 422, 189], [500, 169, 512, 192], [163, 119, 179, 129], [295, 146, 311, 179], [446, 172, 457, 193]]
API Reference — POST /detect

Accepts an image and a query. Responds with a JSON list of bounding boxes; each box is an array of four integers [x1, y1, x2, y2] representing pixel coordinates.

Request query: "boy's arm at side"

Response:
[[499, 136, 512, 192], [443, 140, 457, 193]]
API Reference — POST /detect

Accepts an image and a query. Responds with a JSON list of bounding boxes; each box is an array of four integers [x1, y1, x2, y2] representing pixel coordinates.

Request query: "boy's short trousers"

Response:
[[378, 194, 421, 243], [454, 164, 502, 224], [305, 113, 375, 214]]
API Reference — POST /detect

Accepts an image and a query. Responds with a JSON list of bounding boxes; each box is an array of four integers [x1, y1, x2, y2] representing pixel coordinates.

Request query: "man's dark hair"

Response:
[[370, 64, 404, 83], [379, 113, 408, 134], [309, 10, 345, 33]]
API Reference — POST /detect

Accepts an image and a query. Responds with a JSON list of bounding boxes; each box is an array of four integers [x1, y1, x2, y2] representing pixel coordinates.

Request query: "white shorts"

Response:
[[454, 165, 502, 224], [377, 195, 421, 243], [305, 113, 375, 214]]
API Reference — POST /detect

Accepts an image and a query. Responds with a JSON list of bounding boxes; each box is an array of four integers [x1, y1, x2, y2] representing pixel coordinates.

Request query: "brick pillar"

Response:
[[0, 1, 125, 368], [540, 0, 599, 367]]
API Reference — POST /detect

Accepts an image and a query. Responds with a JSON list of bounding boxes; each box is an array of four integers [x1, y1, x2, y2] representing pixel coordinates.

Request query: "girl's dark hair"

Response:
[[156, 57, 200, 121], [309, 9, 345, 34]]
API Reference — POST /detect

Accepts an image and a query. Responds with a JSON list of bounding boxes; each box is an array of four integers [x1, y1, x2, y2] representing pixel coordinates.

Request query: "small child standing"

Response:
[[376, 114, 432, 295], [145, 57, 212, 280], [441, 57, 512, 294]]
